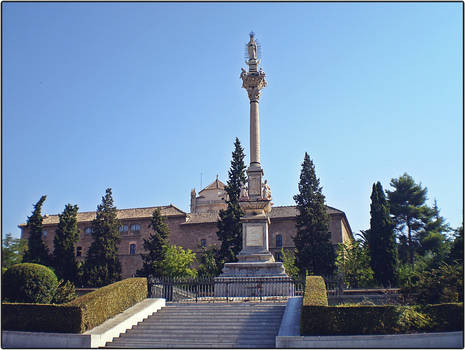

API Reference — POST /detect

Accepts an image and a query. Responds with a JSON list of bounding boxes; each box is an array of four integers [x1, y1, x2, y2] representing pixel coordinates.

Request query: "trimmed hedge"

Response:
[[67, 277, 147, 332], [2, 303, 82, 333], [2, 263, 58, 304], [420, 303, 464, 332], [301, 303, 464, 336], [2, 277, 147, 333], [303, 276, 328, 306]]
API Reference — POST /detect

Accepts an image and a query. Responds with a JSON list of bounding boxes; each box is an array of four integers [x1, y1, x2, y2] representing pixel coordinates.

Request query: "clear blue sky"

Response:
[[3, 2, 463, 239]]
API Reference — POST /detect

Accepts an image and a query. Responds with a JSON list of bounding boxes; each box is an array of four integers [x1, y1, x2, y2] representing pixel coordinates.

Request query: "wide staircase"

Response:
[[105, 302, 286, 348]]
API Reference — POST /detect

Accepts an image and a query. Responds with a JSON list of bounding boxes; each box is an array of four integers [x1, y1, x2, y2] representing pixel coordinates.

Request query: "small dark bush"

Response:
[[303, 276, 328, 306], [2, 263, 58, 303]]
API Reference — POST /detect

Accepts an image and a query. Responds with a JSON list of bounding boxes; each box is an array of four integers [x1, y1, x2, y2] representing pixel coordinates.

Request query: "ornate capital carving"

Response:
[[241, 71, 267, 102]]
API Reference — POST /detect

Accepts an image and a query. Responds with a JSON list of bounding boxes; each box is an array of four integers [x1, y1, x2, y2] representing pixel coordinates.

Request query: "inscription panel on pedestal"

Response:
[[249, 177, 261, 196], [246, 225, 264, 246]]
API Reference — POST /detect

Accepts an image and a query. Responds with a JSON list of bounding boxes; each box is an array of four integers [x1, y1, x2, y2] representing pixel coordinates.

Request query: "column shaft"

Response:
[[250, 101, 260, 165]]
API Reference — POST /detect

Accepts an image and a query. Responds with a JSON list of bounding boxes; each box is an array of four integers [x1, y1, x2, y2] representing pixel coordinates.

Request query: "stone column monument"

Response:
[[215, 33, 292, 297]]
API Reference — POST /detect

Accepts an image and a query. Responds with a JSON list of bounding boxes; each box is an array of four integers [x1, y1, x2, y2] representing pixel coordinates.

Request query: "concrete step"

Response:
[[105, 302, 284, 349]]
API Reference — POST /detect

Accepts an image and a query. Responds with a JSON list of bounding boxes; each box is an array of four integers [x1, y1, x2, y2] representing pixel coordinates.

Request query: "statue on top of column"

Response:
[[247, 32, 257, 61]]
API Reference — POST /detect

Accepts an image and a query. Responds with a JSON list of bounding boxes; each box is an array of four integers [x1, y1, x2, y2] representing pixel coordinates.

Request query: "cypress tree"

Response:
[[23, 195, 50, 266], [368, 182, 397, 287], [293, 153, 335, 276], [53, 204, 80, 283], [216, 137, 247, 266], [137, 208, 170, 277], [82, 188, 121, 287]]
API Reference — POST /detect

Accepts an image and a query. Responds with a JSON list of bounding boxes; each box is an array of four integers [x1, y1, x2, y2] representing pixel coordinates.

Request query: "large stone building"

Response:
[[19, 178, 353, 278]]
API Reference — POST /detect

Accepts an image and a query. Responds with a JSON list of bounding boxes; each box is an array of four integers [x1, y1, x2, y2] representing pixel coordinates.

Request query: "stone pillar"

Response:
[[250, 101, 260, 166]]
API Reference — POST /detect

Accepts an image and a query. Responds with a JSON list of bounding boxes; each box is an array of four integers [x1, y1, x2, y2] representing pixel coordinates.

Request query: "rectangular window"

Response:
[[130, 224, 141, 233], [129, 243, 136, 255], [119, 225, 129, 233], [200, 239, 207, 247], [85, 227, 93, 235], [42, 230, 47, 237], [276, 234, 282, 248], [76, 246, 82, 257]]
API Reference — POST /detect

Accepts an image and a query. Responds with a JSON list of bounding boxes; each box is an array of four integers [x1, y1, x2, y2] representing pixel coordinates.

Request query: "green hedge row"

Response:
[[68, 277, 147, 332], [2, 277, 147, 333], [303, 276, 328, 306], [2, 303, 82, 333], [301, 303, 464, 336]]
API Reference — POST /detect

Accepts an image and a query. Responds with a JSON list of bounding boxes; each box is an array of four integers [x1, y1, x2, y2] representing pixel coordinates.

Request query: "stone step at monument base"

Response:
[[105, 302, 285, 349]]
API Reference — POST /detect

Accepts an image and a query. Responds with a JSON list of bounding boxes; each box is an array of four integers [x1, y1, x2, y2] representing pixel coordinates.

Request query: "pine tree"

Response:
[[293, 153, 335, 276], [82, 188, 121, 287], [23, 195, 50, 266], [216, 137, 247, 267], [2, 233, 28, 269], [137, 208, 170, 277], [53, 204, 80, 283], [368, 182, 397, 287], [387, 173, 428, 265]]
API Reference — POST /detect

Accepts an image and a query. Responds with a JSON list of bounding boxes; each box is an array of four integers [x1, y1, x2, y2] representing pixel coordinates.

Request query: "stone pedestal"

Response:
[[214, 194, 292, 297]]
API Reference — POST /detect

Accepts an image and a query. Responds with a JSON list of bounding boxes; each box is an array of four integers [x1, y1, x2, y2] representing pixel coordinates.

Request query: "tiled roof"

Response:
[[19, 205, 186, 227], [183, 212, 219, 224], [270, 205, 343, 219], [199, 179, 226, 193]]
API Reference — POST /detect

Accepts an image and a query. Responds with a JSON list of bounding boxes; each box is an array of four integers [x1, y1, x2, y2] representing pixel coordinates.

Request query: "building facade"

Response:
[[19, 178, 353, 279]]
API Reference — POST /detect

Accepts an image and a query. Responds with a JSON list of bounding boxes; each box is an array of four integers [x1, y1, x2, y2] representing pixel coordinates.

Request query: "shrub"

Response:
[[2, 303, 82, 333], [2, 277, 147, 333], [420, 303, 464, 332], [51, 280, 77, 304], [2, 263, 58, 303], [401, 264, 463, 304], [301, 303, 463, 335], [303, 276, 328, 306], [67, 277, 147, 332]]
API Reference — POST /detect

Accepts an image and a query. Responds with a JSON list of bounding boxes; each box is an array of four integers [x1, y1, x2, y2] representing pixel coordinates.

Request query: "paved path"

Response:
[[105, 302, 286, 348]]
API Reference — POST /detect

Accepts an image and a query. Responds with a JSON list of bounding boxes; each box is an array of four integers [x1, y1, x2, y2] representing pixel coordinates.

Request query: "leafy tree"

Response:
[[137, 208, 170, 277], [448, 225, 464, 264], [158, 244, 197, 279], [280, 248, 300, 281], [22, 196, 50, 266], [216, 137, 247, 267], [82, 188, 121, 287], [2, 233, 28, 269], [53, 204, 80, 283], [293, 152, 335, 276], [387, 173, 428, 265], [368, 182, 397, 287], [197, 246, 221, 277], [335, 240, 374, 288]]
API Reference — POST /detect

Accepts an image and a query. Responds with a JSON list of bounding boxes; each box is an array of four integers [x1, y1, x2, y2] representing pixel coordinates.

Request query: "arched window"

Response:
[[76, 246, 82, 257], [130, 224, 141, 233], [119, 225, 129, 233], [129, 243, 136, 255], [276, 234, 282, 248]]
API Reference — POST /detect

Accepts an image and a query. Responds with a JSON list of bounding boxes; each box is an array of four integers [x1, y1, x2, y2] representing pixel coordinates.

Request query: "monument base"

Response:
[[214, 276, 294, 297]]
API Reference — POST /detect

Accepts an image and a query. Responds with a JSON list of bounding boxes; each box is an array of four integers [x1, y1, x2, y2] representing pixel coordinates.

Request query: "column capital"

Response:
[[241, 71, 267, 102]]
